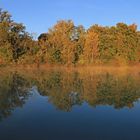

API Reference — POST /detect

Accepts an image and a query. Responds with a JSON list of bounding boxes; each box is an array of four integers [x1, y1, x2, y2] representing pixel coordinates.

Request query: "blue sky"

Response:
[[0, 0, 140, 36]]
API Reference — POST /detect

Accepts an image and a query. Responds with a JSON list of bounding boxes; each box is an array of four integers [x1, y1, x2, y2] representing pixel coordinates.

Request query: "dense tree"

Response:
[[0, 9, 12, 63], [82, 29, 99, 64], [0, 8, 35, 64], [37, 20, 85, 65], [87, 23, 140, 64], [1, 8, 140, 66]]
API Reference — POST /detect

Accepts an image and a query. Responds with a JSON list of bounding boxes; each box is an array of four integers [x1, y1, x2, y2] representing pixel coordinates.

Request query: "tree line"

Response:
[[0, 8, 140, 66]]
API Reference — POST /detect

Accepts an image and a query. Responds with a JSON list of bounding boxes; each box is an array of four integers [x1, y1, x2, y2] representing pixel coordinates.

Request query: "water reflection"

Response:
[[0, 72, 31, 120], [0, 70, 140, 119]]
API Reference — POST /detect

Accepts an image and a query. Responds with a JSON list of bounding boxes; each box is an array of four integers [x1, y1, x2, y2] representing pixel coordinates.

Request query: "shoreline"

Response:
[[0, 64, 140, 80], [1, 63, 140, 69], [1, 64, 140, 74]]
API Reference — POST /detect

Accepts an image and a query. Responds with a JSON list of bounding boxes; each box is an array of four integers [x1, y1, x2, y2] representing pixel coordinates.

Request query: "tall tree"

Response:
[[0, 8, 35, 63], [83, 29, 99, 63]]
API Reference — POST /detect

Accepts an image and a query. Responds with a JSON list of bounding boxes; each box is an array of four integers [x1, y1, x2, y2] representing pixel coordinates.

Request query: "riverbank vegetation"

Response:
[[0, 8, 140, 66]]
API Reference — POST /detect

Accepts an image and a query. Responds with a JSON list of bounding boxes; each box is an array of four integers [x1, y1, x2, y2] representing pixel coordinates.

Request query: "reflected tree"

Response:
[[0, 72, 31, 120], [0, 70, 140, 118]]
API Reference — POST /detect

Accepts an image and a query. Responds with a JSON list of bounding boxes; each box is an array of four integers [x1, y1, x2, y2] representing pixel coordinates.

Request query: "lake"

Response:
[[0, 67, 140, 140]]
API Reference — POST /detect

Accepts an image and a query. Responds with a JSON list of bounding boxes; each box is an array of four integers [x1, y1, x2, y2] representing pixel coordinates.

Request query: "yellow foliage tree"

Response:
[[83, 30, 99, 64]]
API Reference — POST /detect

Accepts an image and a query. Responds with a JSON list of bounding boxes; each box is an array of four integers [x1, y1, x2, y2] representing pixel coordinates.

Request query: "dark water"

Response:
[[0, 69, 140, 140]]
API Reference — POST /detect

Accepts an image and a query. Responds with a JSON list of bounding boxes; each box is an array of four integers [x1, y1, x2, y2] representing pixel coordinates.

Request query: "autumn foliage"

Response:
[[0, 8, 140, 66]]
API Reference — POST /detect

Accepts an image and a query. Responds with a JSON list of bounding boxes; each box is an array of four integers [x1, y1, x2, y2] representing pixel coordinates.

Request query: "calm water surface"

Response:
[[0, 69, 140, 140]]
